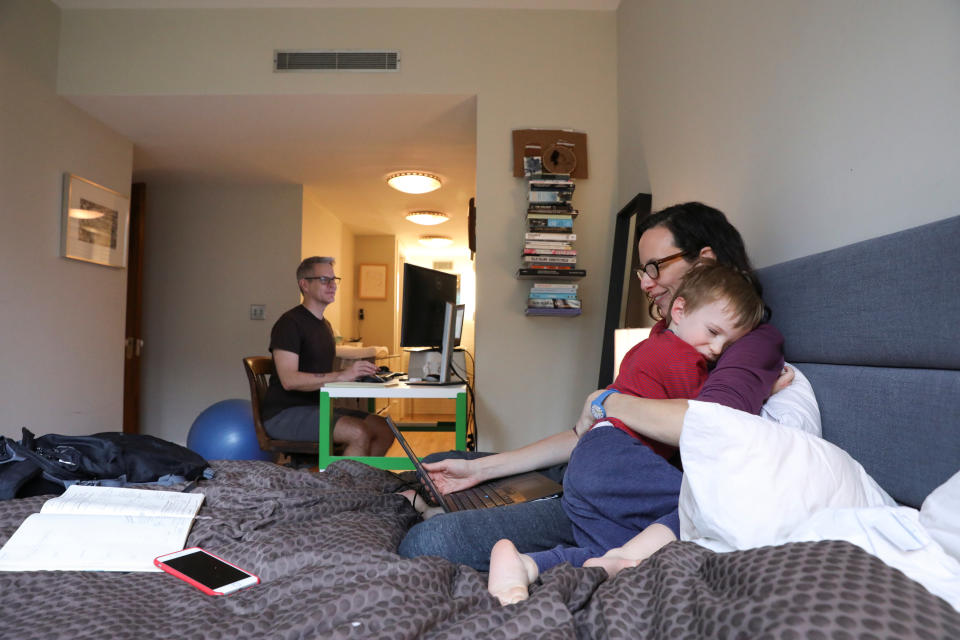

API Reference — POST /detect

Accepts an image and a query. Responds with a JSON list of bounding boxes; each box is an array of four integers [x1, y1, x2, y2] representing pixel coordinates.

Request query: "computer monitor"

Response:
[[436, 302, 466, 384], [400, 263, 458, 349], [400, 263, 465, 384]]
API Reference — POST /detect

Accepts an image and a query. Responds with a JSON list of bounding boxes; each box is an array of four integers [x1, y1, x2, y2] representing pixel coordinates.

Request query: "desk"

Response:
[[318, 382, 467, 471]]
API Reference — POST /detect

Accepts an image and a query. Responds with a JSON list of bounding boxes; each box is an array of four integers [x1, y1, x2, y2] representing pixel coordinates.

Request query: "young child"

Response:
[[487, 261, 765, 605]]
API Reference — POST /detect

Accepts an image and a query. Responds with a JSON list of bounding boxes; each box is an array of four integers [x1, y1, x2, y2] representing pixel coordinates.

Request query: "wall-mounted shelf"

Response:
[[517, 162, 586, 316]]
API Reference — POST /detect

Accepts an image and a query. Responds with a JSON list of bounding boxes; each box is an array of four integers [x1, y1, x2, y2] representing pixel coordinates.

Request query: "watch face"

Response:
[[590, 403, 604, 420]]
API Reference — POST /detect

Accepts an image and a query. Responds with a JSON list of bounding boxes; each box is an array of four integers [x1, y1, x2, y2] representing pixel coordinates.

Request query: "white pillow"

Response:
[[920, 470, 960, 562], [759, 363, 822, 437], [679, 400, 896, 552]]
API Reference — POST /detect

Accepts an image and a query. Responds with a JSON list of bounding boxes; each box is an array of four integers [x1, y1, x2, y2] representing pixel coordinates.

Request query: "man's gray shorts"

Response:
[[264, 406, 370, 441]]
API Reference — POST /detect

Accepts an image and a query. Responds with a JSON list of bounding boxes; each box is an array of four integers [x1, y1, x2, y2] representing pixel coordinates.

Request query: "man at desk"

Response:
[[261, 256, 394, 456]]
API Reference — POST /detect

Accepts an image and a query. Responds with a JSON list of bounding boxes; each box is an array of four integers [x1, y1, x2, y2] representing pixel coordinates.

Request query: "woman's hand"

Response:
[[769, 365, 795, 397], [575, 389, 605, 437], [421, 458, 485, 495]]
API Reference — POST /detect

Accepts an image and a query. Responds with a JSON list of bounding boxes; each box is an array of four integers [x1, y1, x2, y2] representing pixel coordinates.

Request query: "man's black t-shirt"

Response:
[[261, 305, 335, 421]]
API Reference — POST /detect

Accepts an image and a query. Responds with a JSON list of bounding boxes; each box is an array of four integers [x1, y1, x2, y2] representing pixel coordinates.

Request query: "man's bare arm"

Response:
[[272, 349, 376, 392]]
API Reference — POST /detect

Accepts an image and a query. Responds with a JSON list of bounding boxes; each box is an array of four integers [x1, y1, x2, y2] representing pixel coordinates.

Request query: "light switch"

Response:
[[250, 304, 266, 320]]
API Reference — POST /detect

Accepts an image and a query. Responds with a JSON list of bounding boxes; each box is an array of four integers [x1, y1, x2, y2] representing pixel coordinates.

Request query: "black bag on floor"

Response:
[[0, 428, 209, 500]]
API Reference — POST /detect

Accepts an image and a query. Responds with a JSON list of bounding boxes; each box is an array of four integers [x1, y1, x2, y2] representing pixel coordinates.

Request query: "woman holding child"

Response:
[[398, 202, 788, 597]]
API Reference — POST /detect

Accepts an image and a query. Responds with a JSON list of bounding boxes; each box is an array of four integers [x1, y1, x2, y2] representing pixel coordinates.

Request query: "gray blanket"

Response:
[[2, 460, 957, 639]]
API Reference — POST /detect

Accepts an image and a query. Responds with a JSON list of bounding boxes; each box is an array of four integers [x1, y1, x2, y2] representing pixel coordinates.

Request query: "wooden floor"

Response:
[[384, 430, 456, 461], [381, 411, 458, 471]]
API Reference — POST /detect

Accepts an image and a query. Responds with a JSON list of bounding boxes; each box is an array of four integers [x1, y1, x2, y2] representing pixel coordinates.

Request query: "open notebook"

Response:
[[0, 484, 204, 572]]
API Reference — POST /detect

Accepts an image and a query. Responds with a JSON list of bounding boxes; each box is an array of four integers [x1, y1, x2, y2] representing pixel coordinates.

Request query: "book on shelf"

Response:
[[527, 297, 558, 308], [529, 291, 579, 300], [528, 219, 573, 230], [528, 205, 577, 214], [523, 248, 577, 256], [529, 297, 581, 308], [531, 283, 578, 291], [527, 212, 575, 220], [524, 241, 573, 250], [0, 485, 205, 572], [523, 263, 575, 269], [523, 255, 577, 264], [528, 191, 573, 203], [529, 178, 574, 187], [529, 186, 575, 196], [525, 307, 582, 317], [526, 232, 576, 242], [526, 226, 574, 234], [517, 268, 586, 278]]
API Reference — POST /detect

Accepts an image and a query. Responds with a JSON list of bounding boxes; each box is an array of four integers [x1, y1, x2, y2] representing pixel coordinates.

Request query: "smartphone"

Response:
[[154, 547, 259, 596]]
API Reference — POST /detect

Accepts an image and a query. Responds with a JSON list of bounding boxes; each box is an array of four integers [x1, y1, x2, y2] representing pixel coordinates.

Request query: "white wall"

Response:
[[0, 0, 133, 438], [354, 236, 398, 351], [301, 184, 356, 338], [57, 7, 620, 452], [140, 183, 302, 444], [618, 0, 960, 268]]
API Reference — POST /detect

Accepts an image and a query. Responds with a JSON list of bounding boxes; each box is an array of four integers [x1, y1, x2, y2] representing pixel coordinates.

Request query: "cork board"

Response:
[[512, 129, 588, 178]]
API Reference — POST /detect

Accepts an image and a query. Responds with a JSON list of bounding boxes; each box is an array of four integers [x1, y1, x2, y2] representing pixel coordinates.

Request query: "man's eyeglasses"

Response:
[[304, 276, 341, 286], [635, 251, 688, 280]]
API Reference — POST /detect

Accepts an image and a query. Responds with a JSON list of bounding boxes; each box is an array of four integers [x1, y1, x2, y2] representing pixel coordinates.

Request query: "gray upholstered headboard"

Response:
[[756, 215, 960, 509]]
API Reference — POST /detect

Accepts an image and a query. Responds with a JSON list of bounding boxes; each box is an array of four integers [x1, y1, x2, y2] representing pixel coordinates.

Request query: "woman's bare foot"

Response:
[[398, 489, 444, 519], [487, 539, 539, 605]]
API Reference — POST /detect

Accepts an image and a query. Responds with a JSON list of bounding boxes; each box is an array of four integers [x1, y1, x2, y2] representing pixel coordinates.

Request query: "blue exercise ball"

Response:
[[187, 398, 272, 461]]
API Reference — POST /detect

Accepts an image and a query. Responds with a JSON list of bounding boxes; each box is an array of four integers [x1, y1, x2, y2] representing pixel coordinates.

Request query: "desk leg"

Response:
[[318, 391, 332, 470], [456, 391, 467, 451]]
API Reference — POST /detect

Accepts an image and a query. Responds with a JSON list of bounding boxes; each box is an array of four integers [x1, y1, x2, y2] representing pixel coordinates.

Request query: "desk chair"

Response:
[[242, 356, 320, 465]]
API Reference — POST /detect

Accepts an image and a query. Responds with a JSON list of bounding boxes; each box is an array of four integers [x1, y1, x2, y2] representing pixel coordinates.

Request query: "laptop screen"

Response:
[[385, 417, 450, 511]]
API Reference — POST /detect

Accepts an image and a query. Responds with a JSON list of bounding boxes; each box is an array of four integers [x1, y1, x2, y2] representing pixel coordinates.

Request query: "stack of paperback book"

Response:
[[526, 283, 581, 316], [518, 171, 585, 316], [518, 174, 586, 279]]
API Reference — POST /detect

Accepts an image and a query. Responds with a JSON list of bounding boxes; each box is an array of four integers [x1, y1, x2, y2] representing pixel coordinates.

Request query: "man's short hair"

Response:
[[296, 256, 335, 282]]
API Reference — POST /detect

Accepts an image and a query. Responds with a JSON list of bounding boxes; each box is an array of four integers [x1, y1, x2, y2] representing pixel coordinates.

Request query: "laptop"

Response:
[[385, 417, 563, 513]]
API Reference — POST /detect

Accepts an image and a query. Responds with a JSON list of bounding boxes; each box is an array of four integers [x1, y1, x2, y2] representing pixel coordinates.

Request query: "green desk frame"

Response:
[[318, 384, 468, 471]]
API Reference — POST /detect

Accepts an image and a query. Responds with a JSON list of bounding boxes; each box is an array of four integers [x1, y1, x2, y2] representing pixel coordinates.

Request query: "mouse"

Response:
[[376, 365, 392, 374]]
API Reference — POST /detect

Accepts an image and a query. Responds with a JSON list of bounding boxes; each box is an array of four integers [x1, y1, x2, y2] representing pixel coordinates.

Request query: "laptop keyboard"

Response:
[[448, 484, 515, 511]]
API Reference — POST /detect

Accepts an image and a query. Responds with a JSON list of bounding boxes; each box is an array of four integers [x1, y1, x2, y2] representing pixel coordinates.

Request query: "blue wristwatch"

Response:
[[590, 389, 620, 420]]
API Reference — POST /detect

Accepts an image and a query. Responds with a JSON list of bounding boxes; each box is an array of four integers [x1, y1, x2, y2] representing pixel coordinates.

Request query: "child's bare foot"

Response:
[[487, 539, 539, 605], [398, 489, 444, 519], [582, 553, 641, 578]]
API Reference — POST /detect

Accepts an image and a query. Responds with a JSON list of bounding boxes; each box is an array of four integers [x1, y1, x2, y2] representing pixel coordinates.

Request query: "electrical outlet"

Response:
[[250, 304, 266, 320]]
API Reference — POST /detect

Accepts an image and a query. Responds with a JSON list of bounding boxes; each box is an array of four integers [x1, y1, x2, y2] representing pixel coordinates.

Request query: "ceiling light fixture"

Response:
[[69, 208, 104, 220], [387, 171, 442, 194], [418, 235, 454, 248], [405, 210, 449, 226]]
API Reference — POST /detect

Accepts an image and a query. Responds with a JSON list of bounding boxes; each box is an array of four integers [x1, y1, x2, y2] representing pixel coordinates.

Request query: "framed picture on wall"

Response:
[[358, 264, 388, 300], [60, 173, 130, 268]]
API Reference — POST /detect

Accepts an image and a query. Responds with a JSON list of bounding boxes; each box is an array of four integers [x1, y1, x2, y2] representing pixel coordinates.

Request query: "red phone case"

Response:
[[154, 547, 259, 596]]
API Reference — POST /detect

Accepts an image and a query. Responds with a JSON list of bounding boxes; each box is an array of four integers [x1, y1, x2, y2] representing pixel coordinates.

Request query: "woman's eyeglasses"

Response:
[[635, 251, 688, 280], [304, 276, 342, 285]]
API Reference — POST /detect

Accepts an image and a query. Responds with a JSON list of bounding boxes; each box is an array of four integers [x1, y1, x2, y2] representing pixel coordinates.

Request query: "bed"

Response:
[[2, 216, 959, 638]]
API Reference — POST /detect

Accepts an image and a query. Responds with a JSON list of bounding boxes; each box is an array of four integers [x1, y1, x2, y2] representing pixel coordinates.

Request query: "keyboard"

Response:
[[447, 484, 516, 510]]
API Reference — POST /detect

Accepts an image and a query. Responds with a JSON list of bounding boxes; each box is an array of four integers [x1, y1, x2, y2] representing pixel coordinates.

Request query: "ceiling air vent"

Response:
[[274, 50, 400, 72]]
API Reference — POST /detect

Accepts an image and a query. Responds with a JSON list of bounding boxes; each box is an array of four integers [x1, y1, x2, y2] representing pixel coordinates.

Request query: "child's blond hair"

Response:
[[671, 261, 765, 330]]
